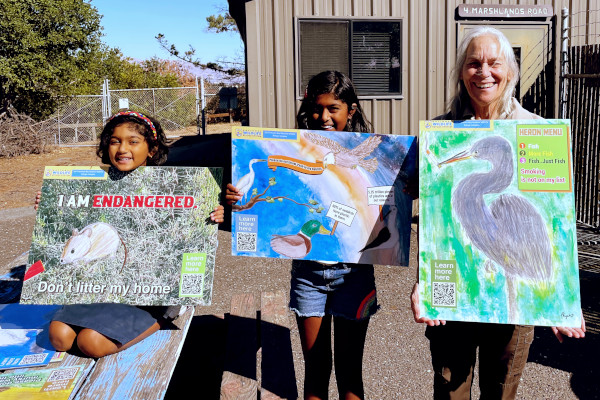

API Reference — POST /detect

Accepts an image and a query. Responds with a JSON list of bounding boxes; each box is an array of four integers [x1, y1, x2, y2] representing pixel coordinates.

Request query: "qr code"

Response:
[[432, 282, 456, 307], [19, 353, 48, 365], [47, 367, 79, 382], [180, 273, 204, 296], [237, 232, 257, 252]]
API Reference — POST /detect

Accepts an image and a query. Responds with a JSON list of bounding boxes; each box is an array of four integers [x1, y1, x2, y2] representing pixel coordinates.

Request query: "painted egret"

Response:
[[236, 158, 266, 203]]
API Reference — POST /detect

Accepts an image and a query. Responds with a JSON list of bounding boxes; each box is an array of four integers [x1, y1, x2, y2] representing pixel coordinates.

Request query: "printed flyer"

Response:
[[0, 364, 88, 400], [20, 166, 222, 306], [0, 304, 59, 370], [418, 119, 582, 326], [231, 126, 417, 266]]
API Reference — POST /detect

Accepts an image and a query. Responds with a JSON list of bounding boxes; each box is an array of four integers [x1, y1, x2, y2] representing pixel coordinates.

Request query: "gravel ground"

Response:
[[1, 131, 597, 399], [3, 208, 597, 399]]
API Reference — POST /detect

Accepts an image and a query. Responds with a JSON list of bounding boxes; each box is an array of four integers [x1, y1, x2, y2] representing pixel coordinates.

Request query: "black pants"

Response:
[[426, 321, 534, 400]]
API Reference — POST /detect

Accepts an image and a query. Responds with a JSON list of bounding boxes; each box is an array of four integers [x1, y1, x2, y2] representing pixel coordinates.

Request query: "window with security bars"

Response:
[[298, 19, 402, 97]]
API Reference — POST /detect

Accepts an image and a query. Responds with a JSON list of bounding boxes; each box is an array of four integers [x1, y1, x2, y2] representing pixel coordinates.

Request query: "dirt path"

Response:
[[0, 146, 99, 209], [0, 134, 595, 399], [0, 146, 100, 268]]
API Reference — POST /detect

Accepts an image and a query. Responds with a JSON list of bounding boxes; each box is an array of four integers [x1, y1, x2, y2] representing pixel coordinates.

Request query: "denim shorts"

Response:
[[289, 260, 378, 320]]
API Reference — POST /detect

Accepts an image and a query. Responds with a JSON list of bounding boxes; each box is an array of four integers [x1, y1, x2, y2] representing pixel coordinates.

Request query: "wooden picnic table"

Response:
[[0, 253, 193, 400]]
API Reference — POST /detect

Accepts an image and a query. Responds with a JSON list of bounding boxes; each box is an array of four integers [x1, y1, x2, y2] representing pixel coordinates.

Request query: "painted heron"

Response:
[[439, 135, 552, 321]]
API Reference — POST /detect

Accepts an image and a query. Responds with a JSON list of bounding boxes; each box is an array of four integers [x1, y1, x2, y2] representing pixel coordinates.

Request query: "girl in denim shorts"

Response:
[[292, 71, 378, 399], [226, 70, 378, 399]]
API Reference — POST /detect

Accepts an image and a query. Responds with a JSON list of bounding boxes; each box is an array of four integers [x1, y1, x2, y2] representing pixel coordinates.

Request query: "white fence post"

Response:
[[102, 79, 111, 125], [195, 76, 201, 134], [57, 107, 60, 145], [201, 77, 206, 135]]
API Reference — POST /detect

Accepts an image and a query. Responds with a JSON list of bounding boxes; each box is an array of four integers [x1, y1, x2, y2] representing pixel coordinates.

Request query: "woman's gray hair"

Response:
[[448, 26, 520, 118]]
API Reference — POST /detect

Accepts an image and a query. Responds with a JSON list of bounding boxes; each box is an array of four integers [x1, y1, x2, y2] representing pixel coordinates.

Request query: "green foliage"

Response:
[[206, 13, 238, 33], [75, 50, 183, 93], [0, 0, 103, 118], [0, 1, 189, 119]]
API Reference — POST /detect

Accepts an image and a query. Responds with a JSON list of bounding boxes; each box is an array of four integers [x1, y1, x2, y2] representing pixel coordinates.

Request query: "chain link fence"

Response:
[[38, 95, 104, 145], [108, 87, 199, 133], [41, 79, 244, 145]]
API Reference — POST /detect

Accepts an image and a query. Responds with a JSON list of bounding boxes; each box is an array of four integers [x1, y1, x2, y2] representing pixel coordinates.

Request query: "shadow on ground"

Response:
[[164, 314, 297, 399], [527, 268, 600, 399]]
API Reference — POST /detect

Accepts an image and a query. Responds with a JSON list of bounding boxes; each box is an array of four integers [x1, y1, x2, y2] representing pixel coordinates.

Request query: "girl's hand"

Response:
[[226, 183, 243, 205], [34, 191, 42, 211], [410, 282, 446, 326], [210, 205, 225, 224], [551, 313, 586, 343]]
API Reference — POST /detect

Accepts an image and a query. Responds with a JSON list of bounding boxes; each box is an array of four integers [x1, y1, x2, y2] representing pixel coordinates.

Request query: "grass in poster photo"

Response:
[[22, 166, 222, 306]]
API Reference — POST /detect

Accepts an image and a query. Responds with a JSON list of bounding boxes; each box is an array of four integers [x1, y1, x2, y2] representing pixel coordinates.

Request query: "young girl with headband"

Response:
[[36, 111, 224, 358]]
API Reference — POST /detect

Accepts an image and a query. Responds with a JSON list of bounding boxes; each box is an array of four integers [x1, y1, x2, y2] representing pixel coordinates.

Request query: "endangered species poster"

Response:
[[0, 364, 89, 400], [231, 127, 417, 266], [20, 166, 222, 306], [0, 304, 59, 370], [418, 119, 582, 326]]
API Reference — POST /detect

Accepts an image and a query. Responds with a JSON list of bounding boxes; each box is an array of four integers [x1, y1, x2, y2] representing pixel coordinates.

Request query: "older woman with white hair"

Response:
[[443, 25, 538, 120], [410, 26, 585, 399]]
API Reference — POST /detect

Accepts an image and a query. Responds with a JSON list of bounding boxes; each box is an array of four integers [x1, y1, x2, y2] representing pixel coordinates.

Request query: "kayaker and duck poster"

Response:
[[20, 166, 222, 306], [231, 127, 417, 266]]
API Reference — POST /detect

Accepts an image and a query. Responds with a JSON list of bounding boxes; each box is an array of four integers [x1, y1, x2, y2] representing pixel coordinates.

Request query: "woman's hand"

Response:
[[34, 191, 41, 211], [210, 205, 225, 224], [225, 183, 243, 205], [552, 313, 586, 343], [410, 282, 446, 326]]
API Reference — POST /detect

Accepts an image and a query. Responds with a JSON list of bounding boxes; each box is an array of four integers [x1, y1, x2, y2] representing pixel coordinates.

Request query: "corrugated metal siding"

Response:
[[244, 0, 600, 135]]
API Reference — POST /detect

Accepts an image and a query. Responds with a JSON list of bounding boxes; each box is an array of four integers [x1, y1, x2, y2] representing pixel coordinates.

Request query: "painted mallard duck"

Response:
[[270, 220, 331, 258]]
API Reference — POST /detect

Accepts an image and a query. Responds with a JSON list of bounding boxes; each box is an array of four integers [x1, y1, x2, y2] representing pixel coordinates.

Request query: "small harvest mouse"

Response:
[[60, 222, 127, 272]]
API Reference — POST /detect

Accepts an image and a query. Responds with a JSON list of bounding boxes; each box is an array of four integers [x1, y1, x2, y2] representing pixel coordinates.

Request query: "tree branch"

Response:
[[156, 33, 244, 77], [232, 184, 322, 213]]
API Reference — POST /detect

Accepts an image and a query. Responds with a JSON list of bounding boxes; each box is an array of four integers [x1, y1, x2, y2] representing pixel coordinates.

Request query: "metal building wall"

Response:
[[243, 0, 600, 136]]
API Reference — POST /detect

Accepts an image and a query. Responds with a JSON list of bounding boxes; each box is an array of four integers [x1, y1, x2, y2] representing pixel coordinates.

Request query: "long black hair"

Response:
[[97, 112, 169, 166], [297, 70, 372, 133]]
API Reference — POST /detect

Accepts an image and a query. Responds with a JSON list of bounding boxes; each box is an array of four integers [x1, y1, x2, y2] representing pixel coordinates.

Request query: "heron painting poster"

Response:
[[231, 127, 417, 266], [20, 166, 222, 306], [418, 119, 582, 327]]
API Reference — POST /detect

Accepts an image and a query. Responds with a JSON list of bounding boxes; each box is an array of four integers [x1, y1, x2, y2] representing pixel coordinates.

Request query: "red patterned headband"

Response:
[[108, 111, 157, 140]]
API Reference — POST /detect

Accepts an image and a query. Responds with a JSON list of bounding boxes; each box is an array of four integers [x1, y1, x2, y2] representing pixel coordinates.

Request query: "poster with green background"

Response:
[[418, 119, 581, 326], [20, 166, 222, 306]]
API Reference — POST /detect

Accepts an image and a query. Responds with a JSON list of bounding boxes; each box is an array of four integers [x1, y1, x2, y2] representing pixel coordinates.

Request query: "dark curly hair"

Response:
[[97, 112, 169, 166], [297, 70, 372, 133]]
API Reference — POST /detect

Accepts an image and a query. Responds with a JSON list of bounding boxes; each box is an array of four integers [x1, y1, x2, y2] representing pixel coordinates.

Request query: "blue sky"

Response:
[[91, 0, 243, 65]]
